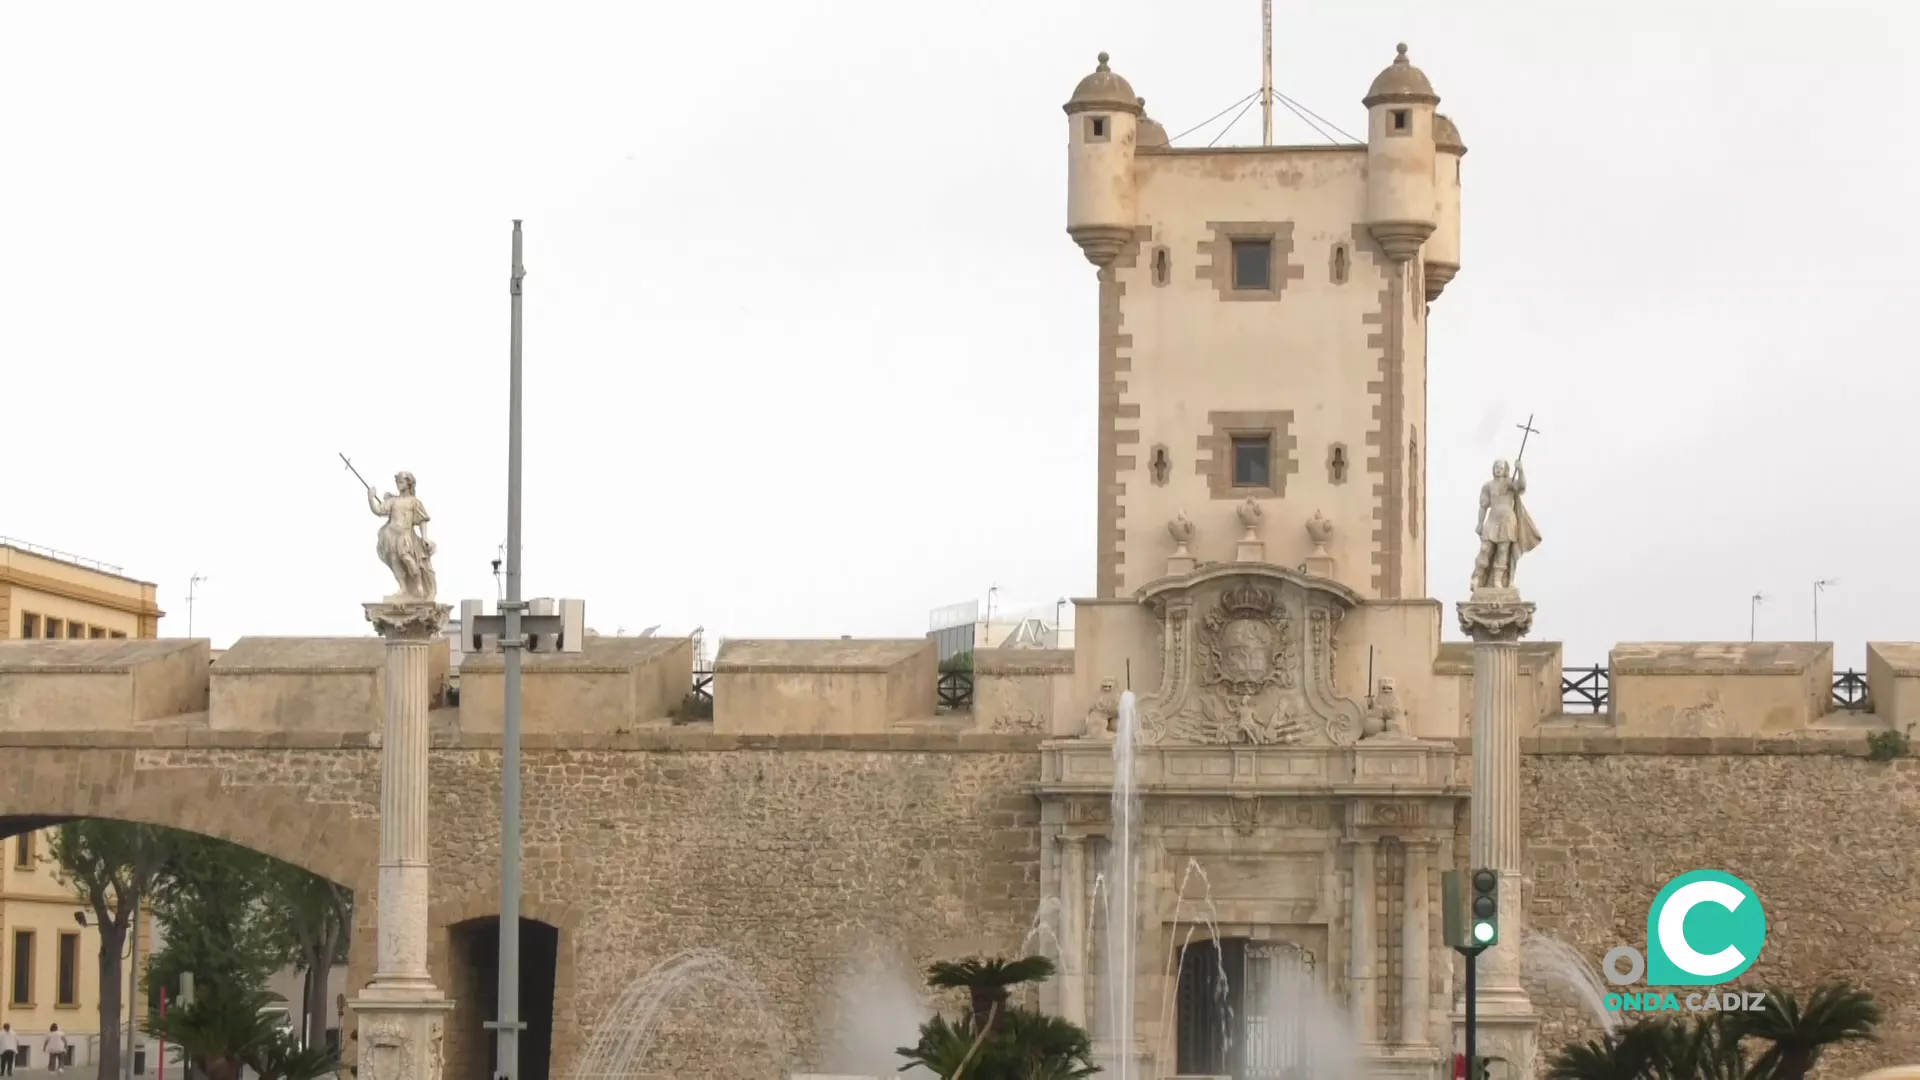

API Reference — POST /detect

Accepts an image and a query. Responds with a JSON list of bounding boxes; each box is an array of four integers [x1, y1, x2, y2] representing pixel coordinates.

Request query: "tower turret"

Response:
[[1362, 43, 1439, 262], [1426, 114, 1466, 300], [1137, 98, 1169, 148], [1064, 52, 1141, 266]]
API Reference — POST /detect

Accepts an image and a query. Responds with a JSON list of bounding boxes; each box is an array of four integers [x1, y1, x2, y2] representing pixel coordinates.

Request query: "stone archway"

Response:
[[428, 893, 582, 1080], [0, 748, 379, 890]]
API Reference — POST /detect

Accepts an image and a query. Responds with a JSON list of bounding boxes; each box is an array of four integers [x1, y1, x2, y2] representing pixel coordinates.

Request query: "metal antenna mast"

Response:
[[1261, 0, 1274, 145], [186, 573, 209, 638]]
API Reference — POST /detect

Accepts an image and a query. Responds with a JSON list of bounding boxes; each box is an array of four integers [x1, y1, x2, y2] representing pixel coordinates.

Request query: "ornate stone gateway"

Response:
[[1135, 566, 1367, 746]]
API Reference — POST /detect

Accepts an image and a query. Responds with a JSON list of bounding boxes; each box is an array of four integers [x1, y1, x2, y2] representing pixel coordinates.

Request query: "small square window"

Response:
[[1390, 109, 1411, 133], [1231, 436, 1272, 488], [1086, 115, 1110, 142], [20, 613, 39, 638], [44, 618, 64, 639], [89, 626, 106, 639], [1231, 240, 1272, 291], [67, 621, 86, 639], [110, 630, 127, 639]]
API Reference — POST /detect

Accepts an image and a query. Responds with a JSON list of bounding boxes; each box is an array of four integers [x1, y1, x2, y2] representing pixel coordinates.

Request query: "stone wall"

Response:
[[0, 731, 1042, 1080], [1519, 735, 1920, 1077]]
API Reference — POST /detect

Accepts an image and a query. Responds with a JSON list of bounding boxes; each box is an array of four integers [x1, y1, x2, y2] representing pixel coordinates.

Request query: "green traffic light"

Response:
[[1472, 921, 1496, 944]]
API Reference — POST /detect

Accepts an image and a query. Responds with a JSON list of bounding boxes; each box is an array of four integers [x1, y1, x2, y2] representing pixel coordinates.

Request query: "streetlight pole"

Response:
[[490, 221, 528, 1080], [1749, 592, 1763, 643], [1814, 579, 1837, 642]]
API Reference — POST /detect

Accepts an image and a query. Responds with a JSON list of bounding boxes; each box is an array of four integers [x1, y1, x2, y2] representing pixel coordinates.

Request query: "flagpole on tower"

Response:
[[1261, 0, 1274, 145]]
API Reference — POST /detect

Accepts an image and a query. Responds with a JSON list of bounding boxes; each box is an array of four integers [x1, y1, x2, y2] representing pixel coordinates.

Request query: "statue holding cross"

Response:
[[1471, 416, 1544, 593]]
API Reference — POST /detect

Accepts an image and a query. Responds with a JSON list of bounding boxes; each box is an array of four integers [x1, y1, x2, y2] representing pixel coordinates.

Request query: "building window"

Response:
[[110, 630, 127, 639], [1149, 445, 1172, 486], [1389, 109, 1411, 134], [1231, 435, 1272, 488], [56, 932, 80, 1006], [1231, 240, 1272, 291], [10, 929, 34, 1006], [44, 618, 63, 639], [89, 626, 107, 639], [1328, 443, 1349, 485], [20, 612, 39, 638], [1086, 115, 1109, 142], [1151, 246, 1171, 286], [1330, 243, 1350, 284], [67, 622, 86, 639], [13, 833, 34, 869]]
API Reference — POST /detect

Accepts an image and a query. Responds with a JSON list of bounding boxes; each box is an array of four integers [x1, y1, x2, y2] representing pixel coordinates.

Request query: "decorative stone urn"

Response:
[[1167, 512, 1197, 576], [1304, 509, 1336, 579], [1235, 497, 1265, 562]]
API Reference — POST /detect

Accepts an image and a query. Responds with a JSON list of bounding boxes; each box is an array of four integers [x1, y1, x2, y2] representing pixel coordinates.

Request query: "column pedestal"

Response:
[[1452, 589, 1539, 1074], [350, 600, 454, 1080]]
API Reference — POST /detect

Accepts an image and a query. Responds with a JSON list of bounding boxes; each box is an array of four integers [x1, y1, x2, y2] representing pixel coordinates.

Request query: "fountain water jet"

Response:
[[1521, 931, 1620, 1036], [817, 953, 929, 1077], [568, 947, 789, 1080]]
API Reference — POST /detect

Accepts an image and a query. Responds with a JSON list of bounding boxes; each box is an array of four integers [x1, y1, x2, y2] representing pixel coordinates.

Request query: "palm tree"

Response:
[[1733, 982, 1880, 1080], [925, 956, 1057, 1035], [899, 954, 1095, 1080], [1545, 983, 1881, 1080]]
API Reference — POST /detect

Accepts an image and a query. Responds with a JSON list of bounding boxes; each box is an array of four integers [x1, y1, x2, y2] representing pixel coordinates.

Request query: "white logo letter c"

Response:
[[1657, 879, 1747, 978]]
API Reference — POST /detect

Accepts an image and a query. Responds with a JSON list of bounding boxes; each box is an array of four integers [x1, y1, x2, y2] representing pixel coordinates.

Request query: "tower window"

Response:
[[1231, 240, 1272, 291], [1328, 443, 1349, 485], [1149, 445, 1172, 485], [1231, 436, 1272, 488], [1151, 246, 1171, 287], [1389, 109, 1411, 134], [1086, 115, 1110, 142], [1330, 243, 1350, 284]]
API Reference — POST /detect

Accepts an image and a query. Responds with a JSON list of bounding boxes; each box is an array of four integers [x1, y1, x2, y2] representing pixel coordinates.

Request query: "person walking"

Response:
[[41, 1024, 67, 1074], [0, 1021, 19, 1076]]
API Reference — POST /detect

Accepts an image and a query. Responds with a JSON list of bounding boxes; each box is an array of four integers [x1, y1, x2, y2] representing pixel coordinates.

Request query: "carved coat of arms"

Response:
[[1135, 570, 1365, 747]]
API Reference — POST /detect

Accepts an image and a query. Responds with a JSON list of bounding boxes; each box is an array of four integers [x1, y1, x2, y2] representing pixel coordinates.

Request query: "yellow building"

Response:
[[0, 537, 164, 641], [0, 538, 163, 1065]]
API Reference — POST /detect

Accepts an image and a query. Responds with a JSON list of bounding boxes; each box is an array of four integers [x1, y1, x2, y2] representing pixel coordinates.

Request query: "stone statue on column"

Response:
[[1454, 461, 1541, 1075], [350, 469, 453, 1080]]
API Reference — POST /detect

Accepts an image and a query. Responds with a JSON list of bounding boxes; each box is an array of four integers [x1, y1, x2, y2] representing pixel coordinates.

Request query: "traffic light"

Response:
[[1443, 868, 1501, 950], [1469, 867, 1499, 946]]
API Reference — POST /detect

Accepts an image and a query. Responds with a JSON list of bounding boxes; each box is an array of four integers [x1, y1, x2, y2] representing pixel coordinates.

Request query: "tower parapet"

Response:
[[1427, 114, 1466, 300], [1363, 43, 1440, 262], [1063, 52, 1141, 266]]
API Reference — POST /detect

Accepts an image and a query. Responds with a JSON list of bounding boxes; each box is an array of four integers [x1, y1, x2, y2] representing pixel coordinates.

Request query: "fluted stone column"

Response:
[[1059, 834, 1089, 1028], [351, 600, 454, 1080], [1348, 836, 1378, 1043], [1400, 841, 1432, 1046], [1454, 588, 1539, 1068]]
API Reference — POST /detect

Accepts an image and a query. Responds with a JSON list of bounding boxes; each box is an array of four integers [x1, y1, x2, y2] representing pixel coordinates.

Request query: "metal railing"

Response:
[[0, 534, 126, 575], [1559, 666, 1872, 714], [936, 671, 974, 710], [692, 663, 714, 705]]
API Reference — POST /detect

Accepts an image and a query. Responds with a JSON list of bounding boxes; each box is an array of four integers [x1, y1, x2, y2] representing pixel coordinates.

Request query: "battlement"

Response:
[[1, 635, 1915, 744]]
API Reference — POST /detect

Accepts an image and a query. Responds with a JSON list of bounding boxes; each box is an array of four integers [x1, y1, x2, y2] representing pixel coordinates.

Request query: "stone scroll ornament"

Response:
[[1137, 578, 1365, 746], [342, 454, 440, 603]]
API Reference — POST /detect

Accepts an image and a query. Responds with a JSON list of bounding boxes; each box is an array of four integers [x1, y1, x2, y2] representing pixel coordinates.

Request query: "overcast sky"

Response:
[[5, 1, 1916, 667]]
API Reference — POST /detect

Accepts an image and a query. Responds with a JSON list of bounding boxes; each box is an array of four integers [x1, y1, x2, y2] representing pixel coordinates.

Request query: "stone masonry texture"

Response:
[[6, 733, 1920, 1078], [0, 734, 1043, 1080]]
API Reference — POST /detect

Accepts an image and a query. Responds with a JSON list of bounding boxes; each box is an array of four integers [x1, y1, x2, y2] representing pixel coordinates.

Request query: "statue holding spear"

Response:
[[1470, 416, 1544, 593], [342, 453, 439, 602]]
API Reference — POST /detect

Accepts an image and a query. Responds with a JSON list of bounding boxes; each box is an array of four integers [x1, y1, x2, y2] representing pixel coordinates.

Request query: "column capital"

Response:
[[1456, 591, 1535, 642], [364, 600, 452, 641]]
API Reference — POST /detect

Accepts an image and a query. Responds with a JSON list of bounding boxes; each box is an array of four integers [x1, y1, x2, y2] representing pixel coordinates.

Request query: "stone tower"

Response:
[[1064, 44, 1465, 604]]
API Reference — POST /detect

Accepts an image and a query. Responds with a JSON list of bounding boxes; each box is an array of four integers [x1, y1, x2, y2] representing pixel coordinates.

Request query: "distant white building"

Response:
[[928, 598, 1074, 661]]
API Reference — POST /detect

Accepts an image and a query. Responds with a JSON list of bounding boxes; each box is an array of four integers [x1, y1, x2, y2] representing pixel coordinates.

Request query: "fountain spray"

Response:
[[1109, 686, 1140, 1080]]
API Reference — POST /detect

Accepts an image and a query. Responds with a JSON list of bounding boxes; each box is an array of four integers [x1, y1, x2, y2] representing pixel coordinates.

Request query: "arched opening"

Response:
[[1174, 936, 1317, 1080], [0, 814, 356, 1078], [447, 916, 559, 1080]]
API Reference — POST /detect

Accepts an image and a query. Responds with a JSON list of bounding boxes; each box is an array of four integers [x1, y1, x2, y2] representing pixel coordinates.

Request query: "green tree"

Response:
[[144, 832, 292, 1007], [899, 954, 1097, 1080], [258, 860, 352, 1052], [145, 983, 335, 1080], [46, 821, 169, 1080], [1732, 982, 1881, 1080]]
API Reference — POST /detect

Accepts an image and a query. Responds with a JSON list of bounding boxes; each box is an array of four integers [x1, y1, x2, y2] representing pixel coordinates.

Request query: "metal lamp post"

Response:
[[461, 222, 582, 1080]]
